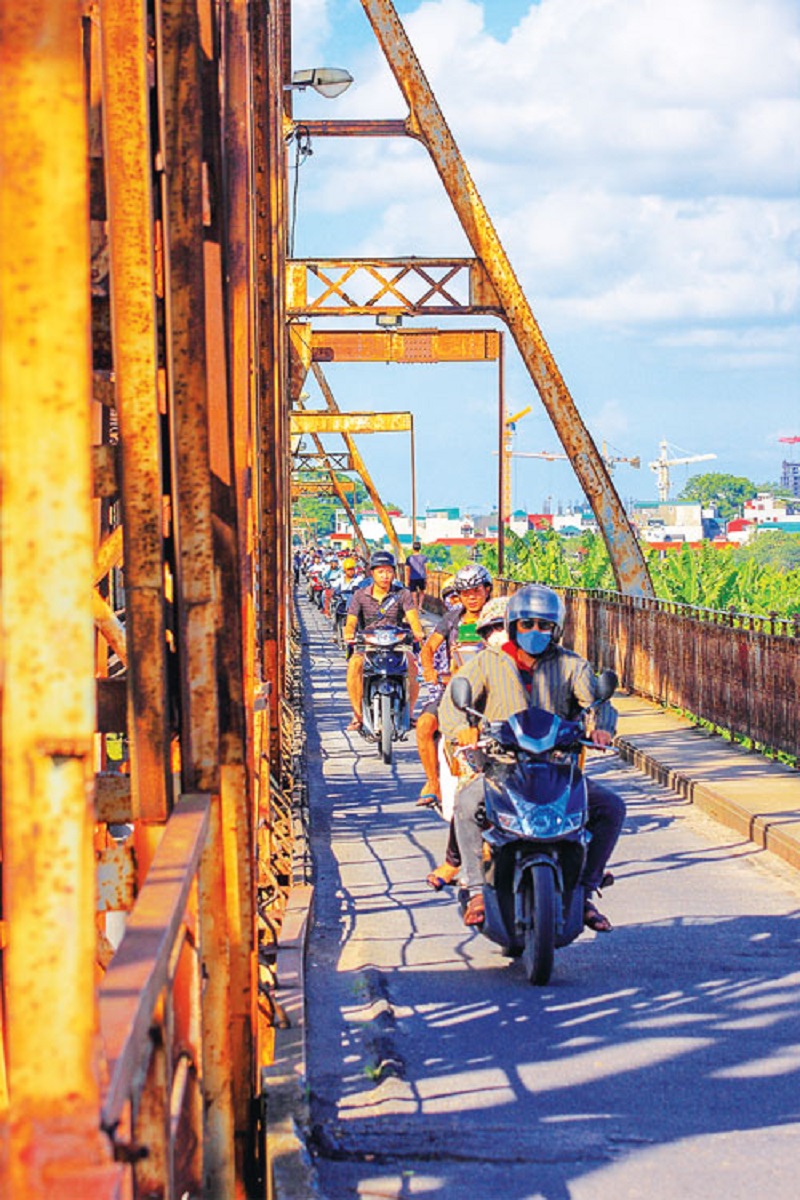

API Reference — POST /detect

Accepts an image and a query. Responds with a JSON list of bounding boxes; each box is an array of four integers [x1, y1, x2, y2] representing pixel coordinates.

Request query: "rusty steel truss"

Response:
[[1, 0, 654, 1195]]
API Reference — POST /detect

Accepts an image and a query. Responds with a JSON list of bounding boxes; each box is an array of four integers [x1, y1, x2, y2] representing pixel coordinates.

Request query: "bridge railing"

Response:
[[426, 572, 799, 759]]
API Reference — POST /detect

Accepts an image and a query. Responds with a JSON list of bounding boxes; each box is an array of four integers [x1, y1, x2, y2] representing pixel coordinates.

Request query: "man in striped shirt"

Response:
[[439, 584, 624, 931]]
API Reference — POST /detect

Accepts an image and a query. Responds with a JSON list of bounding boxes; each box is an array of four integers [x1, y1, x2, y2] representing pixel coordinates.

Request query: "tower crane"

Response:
[[648, 439, 717, 502], [501, 404, 532, 527]]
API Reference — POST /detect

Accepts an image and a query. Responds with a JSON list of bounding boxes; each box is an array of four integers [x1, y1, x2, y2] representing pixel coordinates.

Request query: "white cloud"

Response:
[[291, 0, 333, 68], [293, 0, 800, 332]]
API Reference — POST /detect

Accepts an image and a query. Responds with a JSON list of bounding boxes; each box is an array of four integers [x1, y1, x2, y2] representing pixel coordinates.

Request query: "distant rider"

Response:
[[405, 540, 429, 610]]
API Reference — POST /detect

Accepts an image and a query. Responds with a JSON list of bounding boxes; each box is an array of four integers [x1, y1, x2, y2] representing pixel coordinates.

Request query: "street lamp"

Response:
[[286, 68, 354, 99]]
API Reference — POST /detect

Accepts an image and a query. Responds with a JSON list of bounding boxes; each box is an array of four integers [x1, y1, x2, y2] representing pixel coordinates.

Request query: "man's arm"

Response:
[[420, 631, 444, 682], [571, 657, 617, 740]]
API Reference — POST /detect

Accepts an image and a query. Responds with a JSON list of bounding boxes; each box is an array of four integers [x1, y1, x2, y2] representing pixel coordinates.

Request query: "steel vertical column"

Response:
[[156, 1, 237, 1192], [254, 0, 290, 757], [360, 0, 653, 598], [0, 1, 118, 1192], [100, 0, 171, 822]]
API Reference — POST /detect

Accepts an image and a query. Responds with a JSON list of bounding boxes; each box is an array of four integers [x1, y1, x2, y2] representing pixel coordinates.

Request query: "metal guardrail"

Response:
[[427, 572, 800, 759]]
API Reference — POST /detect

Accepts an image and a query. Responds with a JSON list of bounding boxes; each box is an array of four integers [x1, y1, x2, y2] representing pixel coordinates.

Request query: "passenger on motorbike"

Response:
[[424, 594, 509, 892], [415, 563, 493, 809], [438, 584, 625, 931], [343, 550, 425, 732]]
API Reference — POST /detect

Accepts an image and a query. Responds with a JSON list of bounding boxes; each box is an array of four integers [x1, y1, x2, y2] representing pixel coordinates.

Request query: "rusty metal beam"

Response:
[[286, 257, 500, 317], [290, 118, 410, 138], [99, 794, 210, 1130], [0, 1, 119, 1190], [293, 451, 354, 472], [158, 0, 220, 796], [293, 396, 370, 555], [311, 364, 405, 561], [311, 327, 501, 363], [290, 411, 413, 435], [359, 0, 653, 598], [101, 0, 171, 822]]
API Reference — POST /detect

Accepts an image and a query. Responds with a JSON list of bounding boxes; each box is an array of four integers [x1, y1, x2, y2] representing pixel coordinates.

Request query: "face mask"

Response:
[[516, 628, 551, 657]]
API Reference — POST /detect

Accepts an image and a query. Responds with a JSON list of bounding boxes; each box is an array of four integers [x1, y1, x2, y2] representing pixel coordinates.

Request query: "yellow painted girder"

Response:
[[290, 412, 413, 435]]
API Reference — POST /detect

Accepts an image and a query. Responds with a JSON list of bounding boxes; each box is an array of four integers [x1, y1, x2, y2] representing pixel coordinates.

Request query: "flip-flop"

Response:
[[425, 864, 459, 891], [584, 900, 613, 932], [463, 894, 486, 926], [346, 718, 362, 732], [416, 792, 440, 808]]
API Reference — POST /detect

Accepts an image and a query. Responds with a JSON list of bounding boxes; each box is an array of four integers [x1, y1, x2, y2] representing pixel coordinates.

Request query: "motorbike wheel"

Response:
[[522, 863, 556, 986], [379, 692, 393, 764]]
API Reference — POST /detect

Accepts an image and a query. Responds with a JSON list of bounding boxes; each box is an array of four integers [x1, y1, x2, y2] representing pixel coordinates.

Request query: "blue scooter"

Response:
[[450, 670, 617, 985]]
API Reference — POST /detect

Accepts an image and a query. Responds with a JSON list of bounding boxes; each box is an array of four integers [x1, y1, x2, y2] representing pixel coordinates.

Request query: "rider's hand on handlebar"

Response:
[[590, 729, 613, 748], [455, 727, 480, 747]]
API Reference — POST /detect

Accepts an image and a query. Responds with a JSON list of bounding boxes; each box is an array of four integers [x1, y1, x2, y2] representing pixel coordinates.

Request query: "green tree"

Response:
[[678, 472, 758, 520], [734, 531, 800, 571]]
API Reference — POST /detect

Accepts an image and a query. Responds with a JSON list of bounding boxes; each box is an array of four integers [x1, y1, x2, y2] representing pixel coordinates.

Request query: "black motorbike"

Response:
[[332, 590, 350, 650], [356, 625, 413, 765], [450, 670, 617, 985]]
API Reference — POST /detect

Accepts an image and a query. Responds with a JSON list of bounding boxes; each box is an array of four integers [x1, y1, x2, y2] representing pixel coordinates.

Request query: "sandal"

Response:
[[584, 899, 613, 933], [463, 894, 486, 926], [416, 791, 440, 808], [346, 717, 362, 732], [425, 863, 459, 891]]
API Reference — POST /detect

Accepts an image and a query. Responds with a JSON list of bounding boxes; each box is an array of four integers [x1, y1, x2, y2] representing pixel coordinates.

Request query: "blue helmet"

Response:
[[506, 584, 565, 647]]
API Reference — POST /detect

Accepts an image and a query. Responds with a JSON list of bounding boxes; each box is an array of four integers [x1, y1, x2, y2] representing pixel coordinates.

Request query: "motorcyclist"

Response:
[[439, 583, 625, 931], [415, 563, 493, 807], [343, 550, 425, 732]]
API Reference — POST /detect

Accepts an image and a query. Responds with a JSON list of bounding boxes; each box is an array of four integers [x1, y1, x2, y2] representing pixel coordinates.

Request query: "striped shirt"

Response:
[[438, 643, 617, 742]]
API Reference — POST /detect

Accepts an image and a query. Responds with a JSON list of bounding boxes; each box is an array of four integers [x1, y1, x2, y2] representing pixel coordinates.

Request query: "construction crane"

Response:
[[648, 439, 717, 502], [503, 441, 640, 474], [501, 404, 533, 526]]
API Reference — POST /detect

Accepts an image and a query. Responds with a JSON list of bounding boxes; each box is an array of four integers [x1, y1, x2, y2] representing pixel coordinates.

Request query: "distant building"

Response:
[[632, 501, 708, 543], [781, 459, 800, 499]]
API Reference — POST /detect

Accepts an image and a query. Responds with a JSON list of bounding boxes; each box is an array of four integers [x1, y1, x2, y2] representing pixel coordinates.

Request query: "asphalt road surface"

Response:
[[299, 596, 800, 1200]]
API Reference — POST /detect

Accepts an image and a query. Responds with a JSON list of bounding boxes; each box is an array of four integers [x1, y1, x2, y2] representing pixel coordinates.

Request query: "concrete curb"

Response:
[[614, 694, 800, 873], [262, 883, 322, 1200]]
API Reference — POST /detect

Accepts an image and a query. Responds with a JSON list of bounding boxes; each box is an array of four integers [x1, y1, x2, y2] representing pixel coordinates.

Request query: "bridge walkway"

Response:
[[266, 594, 800, 1199]]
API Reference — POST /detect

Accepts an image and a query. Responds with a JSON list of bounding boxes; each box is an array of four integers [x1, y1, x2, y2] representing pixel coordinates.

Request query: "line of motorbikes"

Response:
[[301, 556, 617, 985], [304, 561, 414, 766]]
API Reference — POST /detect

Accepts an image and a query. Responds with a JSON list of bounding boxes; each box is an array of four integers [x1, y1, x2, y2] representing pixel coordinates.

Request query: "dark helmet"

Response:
[[369, 550, 396, 570], [506, 584, 565, 644], [453, 564, 492, 593]]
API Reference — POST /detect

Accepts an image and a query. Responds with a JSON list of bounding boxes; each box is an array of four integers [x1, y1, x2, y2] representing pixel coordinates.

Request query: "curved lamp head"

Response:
[[288, 68, 353, 99]]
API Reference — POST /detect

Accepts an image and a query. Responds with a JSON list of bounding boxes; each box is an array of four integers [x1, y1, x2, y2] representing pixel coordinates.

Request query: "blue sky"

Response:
[[289, 0, 800, 516]]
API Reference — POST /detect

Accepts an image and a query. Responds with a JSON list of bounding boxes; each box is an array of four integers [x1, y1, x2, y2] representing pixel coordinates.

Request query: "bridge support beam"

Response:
[[360, 0, 654, 597]]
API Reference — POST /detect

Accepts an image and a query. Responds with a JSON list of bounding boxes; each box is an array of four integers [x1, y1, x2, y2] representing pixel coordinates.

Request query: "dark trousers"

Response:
[[454, 774, 625, 896]]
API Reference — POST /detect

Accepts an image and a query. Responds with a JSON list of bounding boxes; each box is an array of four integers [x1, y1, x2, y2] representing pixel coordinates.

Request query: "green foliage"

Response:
[[734, 531, 800, 570], [678, 472, 758, 520], [489, 524, 800, 619], [292, 472, 369, 538]]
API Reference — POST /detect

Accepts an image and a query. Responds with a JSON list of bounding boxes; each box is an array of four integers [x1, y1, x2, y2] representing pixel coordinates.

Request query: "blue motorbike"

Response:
[[450, 670, 617, 985]]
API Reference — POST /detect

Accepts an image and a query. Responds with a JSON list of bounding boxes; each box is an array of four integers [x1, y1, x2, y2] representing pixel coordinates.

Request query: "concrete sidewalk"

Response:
[[614, 692, 800, 872]]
